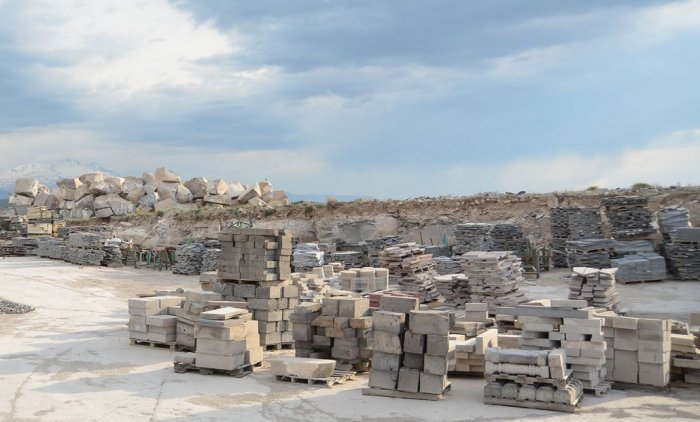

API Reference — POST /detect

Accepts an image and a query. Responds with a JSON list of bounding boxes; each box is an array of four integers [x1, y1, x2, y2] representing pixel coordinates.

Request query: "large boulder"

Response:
[[60, 199, 76, 210], [203, 194, 232, 206], [184, 177, 208, 199], [64, 183, 91, 201], [14, 178, 40, 197], [143, 182, 157, 194], [88, 181, 112, 195], [107, 195, 134, 216], [69, 208, 94, 219], [122, 176, 143, 193], [57, 178, 82, 190], [247, 197, 268, 207], [125, 188, 146, 204], [105, 176, 125, 193], [93, 194, 111, 211], [258, 181, 273, 202], [154, 167, 181, 184], [139, 191, 159, 209], [95, 207, 114, 218], [156, 182, 179, 200], [75, 194, 95, 210], [9, 193, 34, 206], [80, 172, 104, 185], [33, 191, 59, 209], [175, 185, 193, 203], [53, 187, 67, 201], [228, 182, 245, 199], [238, 183, 262, 203], [142, 172, 157, 185], [207, 179, 228, 196]]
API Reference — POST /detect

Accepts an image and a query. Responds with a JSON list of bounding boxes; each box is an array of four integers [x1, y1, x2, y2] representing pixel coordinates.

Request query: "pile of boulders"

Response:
[[8, 167, 289, 218]]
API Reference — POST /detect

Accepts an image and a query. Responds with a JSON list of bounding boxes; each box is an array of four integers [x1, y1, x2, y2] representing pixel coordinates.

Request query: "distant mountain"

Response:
[[0, 159, 115, 198], [286, 193, 370, 203]]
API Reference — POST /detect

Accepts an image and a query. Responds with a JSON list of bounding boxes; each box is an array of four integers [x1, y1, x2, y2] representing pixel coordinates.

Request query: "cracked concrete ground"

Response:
[[1, 257, 699, 421]]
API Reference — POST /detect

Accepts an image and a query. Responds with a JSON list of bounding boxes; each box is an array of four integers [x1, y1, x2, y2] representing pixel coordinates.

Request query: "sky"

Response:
[[0, 0, 699, 198]]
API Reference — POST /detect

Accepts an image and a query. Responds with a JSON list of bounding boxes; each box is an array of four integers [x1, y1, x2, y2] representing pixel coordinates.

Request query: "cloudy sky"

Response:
[[1, 0, 699, 198]]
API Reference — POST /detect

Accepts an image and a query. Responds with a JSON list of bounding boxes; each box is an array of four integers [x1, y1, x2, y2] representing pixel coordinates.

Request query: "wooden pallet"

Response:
[[362, 384, 451, 401], [583, 382, 611, 396], [173, 361, 262, 378], [275, 370, 356, 388], [617, 279, 664, 285], [264, 342, 294, 351], [612, 381, 668, 393], [486, 369, 573, 389], [130, 339, 177, 351], [448, 371, 485, 378], [484, 397, 580, 413]]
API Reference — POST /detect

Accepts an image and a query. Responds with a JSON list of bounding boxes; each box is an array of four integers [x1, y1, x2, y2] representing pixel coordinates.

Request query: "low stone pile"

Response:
[[66, 232, 105, 265], [434, 256, 461, 275], [568, 267, 619, 310], [379, 243, 438, 303]]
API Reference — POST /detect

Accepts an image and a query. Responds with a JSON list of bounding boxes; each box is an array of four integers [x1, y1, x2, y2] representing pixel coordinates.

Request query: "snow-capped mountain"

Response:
[[0, 160, 115, 197]]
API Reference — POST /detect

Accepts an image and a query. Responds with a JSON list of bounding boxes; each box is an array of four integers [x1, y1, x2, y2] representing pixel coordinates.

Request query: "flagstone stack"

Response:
[[218, 228, 292, 282], [603, 196, 656, 240], [379, 242, 439, 303], [611, 253, 667, 283], [66, 232, 105, 266], [292, 243, 325, 272], [434, 256, 462, 275], [454, 223, 493, 255], [566, 239, 614, 269], [666, 228, 700, 280], [550, 207, 604, 268], [128, 296, 184, 344], [658, 207, 691, 275], [434, 274, 469, 307], [339, 267, 389, 293], [568, 267, 620, 311], [172, 243, 206, 275], [194, 307, 263, 371], [367, 235, 404, 266], [460, 251, 527, 308], [491, 223, 529, 258]]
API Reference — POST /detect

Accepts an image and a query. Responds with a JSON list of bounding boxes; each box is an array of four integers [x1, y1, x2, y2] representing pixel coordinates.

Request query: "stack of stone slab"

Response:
[[484, 348, 582, 412], [367, 235, 403, 266], [290, 271, 331, 303], [550, 208, 603, 268], [434, 274, 469, 307], [66, 232, 105, 266], [565, 239, 614, 269], [611, 253, 667, 283], [452, 303, 496, 338], [366, 296, 452, 398], [422, 245, 450, 258], [434, 256, 462, 275], [666, 228, 700, 280], [460, 251, 527, 308], [568, 267, 620, 311], [602, 196, 656, 239], [101, 240, 123, 267], [670, 316, 700, 384], [379, 242, 438, 303], [174, 290, 223, 351], [218, 228, 292, 282], [491, 223, 529, 258], [368, 289, 422, 309], [339, 267, 389, 293], [292, 243, 325, 272], [128, 296, 184, 344], [496, 300, 610, 394], [600, 314, 672, 387], [37, 238, 66, 259], [193, 307, 263, 371], [292, 297, 373, 372], [454, 223, 493, 255], [328, 250, 364, 269], [451, 328, 498, 375], [236, 282, 299, 349], [658, 207, 690, 275], [613, 240, 655, 257], [172, 242, 205, 275], [200, 247, 221, 273]]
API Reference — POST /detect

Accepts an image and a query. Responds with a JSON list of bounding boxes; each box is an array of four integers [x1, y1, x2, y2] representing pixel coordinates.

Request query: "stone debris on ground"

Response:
[[0, 298, 34, 314], [665, 228, 700, 281], [460, 251, 527, 308], [292, 243, 325, 272], [565, 239, 614, 269], [602, 196, 656, 240], [128, 296, 184, 343], [379, 242, 439, 303], [339, 267, 389, 293], [568, 267, 620, 311], [611, 253, 667, 283], [454, 223, 493, 255]]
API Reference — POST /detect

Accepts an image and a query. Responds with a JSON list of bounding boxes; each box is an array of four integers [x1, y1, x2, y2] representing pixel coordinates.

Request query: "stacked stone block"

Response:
[[670, 317, 700, 384], [602, 196, 656, 240], [565, 239, 614, 269], [292, 243, 325, 272], [128, 296, 184, 343], [451, 328, 498, 375], [339, 267, 389, 293], [454, 223, 493, 255], [379, 242, 438, 303], [66, 232, 105, 266], [175, 290, 223, 351], [611, 253, 667, 283], [236, 282, 299, 348], [460, 251, 526, 308], [568, 267, 620, 311], [218, 228, 292, 282], [194, 307, 263, 371]]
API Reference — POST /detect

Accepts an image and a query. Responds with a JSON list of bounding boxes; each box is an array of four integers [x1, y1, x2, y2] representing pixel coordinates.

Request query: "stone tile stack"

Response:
[[218, 228, 292, 282], [666, 228, 700, 280], [568, 267, 620, 311], [551, 207, 605, 268], [292, 243, 325, 272], [460, 251, 527, 308], [491, 223, 529, 257], [658, 207, 691, 275], [611, 253, 667, 283], [434, 274, 469, 307], [600, 314, 672, 387], [602, 196, 656, 240], [37, 238, 66, 259], [236, 282, 299, 348], [194, 307, 263, 371], [434, 256, 462, 275], [101, 239, 123, 267], [66, 232, 105, 266], [566, 239, 614, 269], [484, 348, 582, 411], [328, 250, 365, 269], [174, 291, 223, 351], [367, 235, 403, 267], [367, 296, 452, 397], [290, 272, 330, 303], [454, 223, 493, 255], [200, 247, 221, 273], [128, 296, 184, 344], [172, 243, 205, 275], [379, 242, 438, 303], [451, 328, 498, 375], [339, 267, 389, 293], [292, 298, 373, 372]]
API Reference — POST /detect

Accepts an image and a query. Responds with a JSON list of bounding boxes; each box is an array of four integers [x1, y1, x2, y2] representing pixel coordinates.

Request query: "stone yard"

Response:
[[1, 257, 699, 421]]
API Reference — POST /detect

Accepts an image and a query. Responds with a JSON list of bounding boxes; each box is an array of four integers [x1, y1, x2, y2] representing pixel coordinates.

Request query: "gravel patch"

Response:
[[0, 298, 34, 314]]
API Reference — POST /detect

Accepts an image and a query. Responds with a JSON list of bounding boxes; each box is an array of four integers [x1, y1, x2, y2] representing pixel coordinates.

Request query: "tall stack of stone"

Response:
[[550, 208, 604, 268], [666, 228, 700, 280], [670, 316, 700, 384], [339, 267, 389, 293], [172, 243, 205, 275], [434, 256, 461, 275], [490, 223, 529, 257], [568, 267, 620, 311], [66, 232, 105, 266], [194, 307, 263, 371], [566, 239, 614, 268], [603, 196, 656, 240], [200, 245, 221, 273], [290, 272, 330, 303], [460, 251, 527, 308], [658, 207, 690, 275], [366, 296, 452, 397], [379, 243, 438, 303], [218, 228, 292, 282], [175, 291, 223, 351], [454, 223, 493, 255], [101, 240, 123, 267], [128, 296, 184, 344], [292, 243, 325, 272], [367, 235, 403, 266], [434, 274, 469, 307]]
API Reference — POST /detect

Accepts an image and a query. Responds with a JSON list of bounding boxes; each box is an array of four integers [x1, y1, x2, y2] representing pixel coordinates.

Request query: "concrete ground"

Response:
[[1, 257, 699, 422]]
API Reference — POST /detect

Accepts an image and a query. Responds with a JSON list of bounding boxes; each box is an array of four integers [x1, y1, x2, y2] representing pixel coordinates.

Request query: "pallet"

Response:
[[264, 342, 294, 351], [612, 381, 668, 393], [173, 361, 262, 378], [275, 370, 356, 388], [617, 279, 664, 285], [130, 339, 177, 351], [448, 371, 485, 378], [484, 397, 579, 413], [583, 382, 611, 396], [362, 384, 451, 401], [486, 369, 573, 389]]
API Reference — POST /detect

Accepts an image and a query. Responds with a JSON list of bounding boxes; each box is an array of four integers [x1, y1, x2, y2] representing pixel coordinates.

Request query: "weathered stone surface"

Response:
[[207, 179, 228, 196], [155, 167, 180, 183], [57, 178, 82, 190], [80, 173, 104, 185], [122, 176, 143, 193], [247, 197, 268, 207], [409, 310, 450, 335], [95, 207, 114, 218], [155, 198, 178, 213], [33, 191, 59, 209], [14, 178, 39, 197], [203, 194, 232, 206], [105, 176, 125, 192], [108, 194, 134, 216], [142, 172, 157, 185], [126, 188, 146, 204], [268, 356, 336, 379], [175, 185, 193, 203], [228, 182, 245, 198], [184, 177, 208, 199], [259, 180, 273, 201], [156, 182, 179, 200], [69, 208, 94, 219], [139, 191, 159, 209], [238, 183, 261, 203], [9, 193, 34, 206], [60, 199, 76, 210]]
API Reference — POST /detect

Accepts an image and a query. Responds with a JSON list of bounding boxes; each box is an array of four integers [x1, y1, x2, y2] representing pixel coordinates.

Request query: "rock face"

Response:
[[14, 178, 40, 198], [268, 357, 336, 379]]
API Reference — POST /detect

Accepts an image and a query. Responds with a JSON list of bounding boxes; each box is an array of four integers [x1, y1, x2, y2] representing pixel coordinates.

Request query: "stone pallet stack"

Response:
[[366, 296, 452, 397], [193, 307, 263, 371], [172, 243, 206, 275], [292, 243, 325, 272], [200, 247, 221, 272], [460, 251, 526, 308], [66, 232, 105, 265], [602, 196, 656, 239], [454, 223, 493, 255], [611, 253, 667, 283], [452, 303, 496, 338], [496, 300, 610, 394], [328, 251, 364, 269], [666, 228, 700, 280], [367, 235, 403, 267], [292, 297, 373, 372], [670, 316, 700, 384], [490, 223, 528, 257], [658, 207, 691, 275], [175, 291, 223, 351], [290, 271, 331, 303], [451, 328, 498, 375], [368, 289, 421, 308], [613, 240, 655, 257], [339, 267, 389, 293], [566, 239, 614, 269], [434, 274, 469, 307], [101, 240, 123, 267], [568, 267, 619, 311], [233, 282, 299, 348], [422, 245, 450, 258], [434, 256, 461, 275], [218, 228, 292, 282], [128, 296, 184, 343], [37, 238, 66, 259], [484, 348, 582, 411], [600, 314, 672, 386], [379, 242, 438, 303]]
